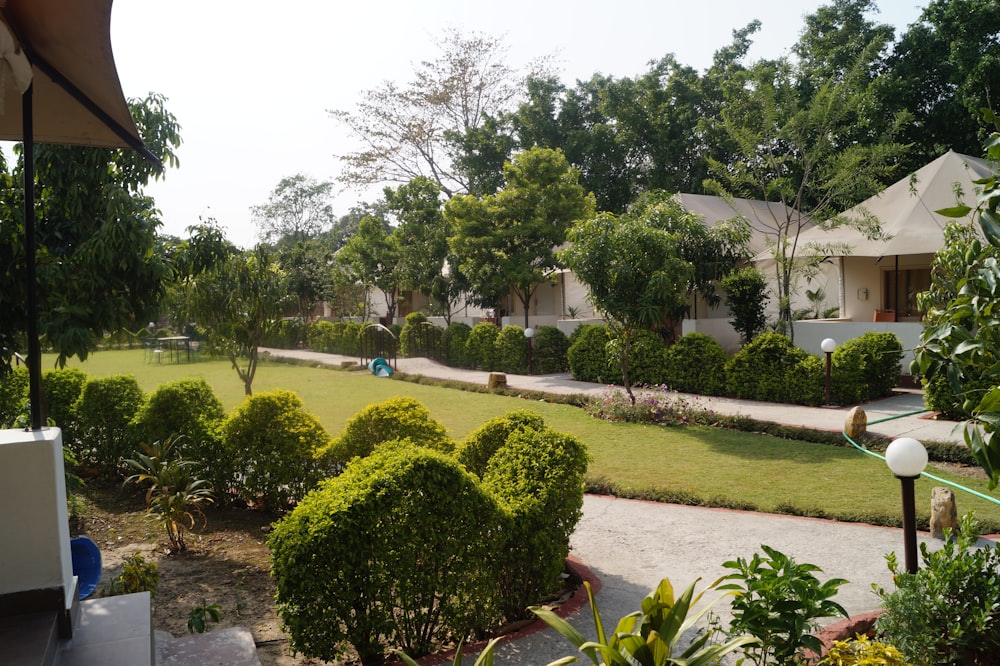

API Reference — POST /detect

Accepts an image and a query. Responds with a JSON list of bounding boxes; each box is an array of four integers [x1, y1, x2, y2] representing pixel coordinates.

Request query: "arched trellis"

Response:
[[410, 321, 443, 361], [359, 323, 398, 371]]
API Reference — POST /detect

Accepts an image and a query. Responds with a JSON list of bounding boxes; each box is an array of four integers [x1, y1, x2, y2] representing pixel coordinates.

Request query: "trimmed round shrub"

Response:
[[221, 389, 331, 509], [482, 426, 590, 619], [465, 322, 500, 370], [456, 410, 547, 478], [0, 366, 29, 428], [130, 378, 226, 494], [269, 445, 505, 664], [830, 332, 903, 405], [443, 322, 471, 368], [567, 324, 612, 383], [42, 367, 88, 447], [398, 312, 428, 357], [495, 325, 528, 374], [663, 333, 729, 395], [787, 354, 825, 407], [73, 375, 145, 476], [264, 318, 307, 349], [306, 320, 335, 352], [923, 372, 990, 419], [725, 332, 819, 404], [307, 320, 363, 355], [620, 329, 669, 386], [533, 325, 570, 373], [322, 397, 453, 468]]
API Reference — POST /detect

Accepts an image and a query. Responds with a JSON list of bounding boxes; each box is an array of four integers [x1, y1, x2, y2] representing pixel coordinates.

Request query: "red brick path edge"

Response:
[[386, 555, 601, 665], [802, 610, 883, 662]]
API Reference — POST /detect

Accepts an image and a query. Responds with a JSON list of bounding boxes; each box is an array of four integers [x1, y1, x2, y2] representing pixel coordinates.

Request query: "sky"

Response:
[[107, 0, 927, 248]]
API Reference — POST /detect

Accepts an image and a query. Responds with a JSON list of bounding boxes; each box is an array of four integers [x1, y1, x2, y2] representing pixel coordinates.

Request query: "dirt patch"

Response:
[[72, 482, 346, 665], [928, 460, 989, 480]]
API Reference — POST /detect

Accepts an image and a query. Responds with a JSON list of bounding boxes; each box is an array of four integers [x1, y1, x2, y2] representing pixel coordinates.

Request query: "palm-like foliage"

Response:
[[125, 436, 213, 552], [532, 577, 756, 666]]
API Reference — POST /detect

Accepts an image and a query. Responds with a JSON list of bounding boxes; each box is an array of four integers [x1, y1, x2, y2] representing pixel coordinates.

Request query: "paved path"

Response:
[[261, 348, 982, 664]]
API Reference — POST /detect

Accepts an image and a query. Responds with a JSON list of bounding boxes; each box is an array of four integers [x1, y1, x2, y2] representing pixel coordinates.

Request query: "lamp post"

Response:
[[821, 338, 836, 406], [524, 326, 535, 375], [885, 436, 928, 574]]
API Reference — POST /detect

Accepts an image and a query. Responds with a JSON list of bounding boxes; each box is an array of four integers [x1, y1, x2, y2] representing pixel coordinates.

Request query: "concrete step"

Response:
[[55, 593, 153, 666], [0, 610, 60, 666], [156, 627, 260, 666]]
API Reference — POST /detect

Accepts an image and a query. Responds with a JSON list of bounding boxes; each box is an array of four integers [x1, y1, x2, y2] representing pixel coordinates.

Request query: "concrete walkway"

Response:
[[261, 348, 982, 664]]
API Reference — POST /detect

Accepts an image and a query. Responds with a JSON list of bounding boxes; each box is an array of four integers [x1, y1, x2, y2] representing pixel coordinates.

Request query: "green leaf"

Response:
[[937, 205, 973, 218], [981, 209, 1000, 248]]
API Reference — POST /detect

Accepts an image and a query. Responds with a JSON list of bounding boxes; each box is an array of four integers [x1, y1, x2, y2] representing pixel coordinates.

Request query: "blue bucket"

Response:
[[70, 536, 102, 599]]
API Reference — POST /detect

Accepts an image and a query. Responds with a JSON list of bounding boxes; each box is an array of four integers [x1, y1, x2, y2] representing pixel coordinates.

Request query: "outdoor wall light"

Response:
[[523, 327, 535, 374], [821, 338, 836, 405], [885, 436, 928, 574]]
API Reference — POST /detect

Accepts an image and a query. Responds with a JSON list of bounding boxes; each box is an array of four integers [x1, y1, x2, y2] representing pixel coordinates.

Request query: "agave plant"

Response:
[[125, 435, 213, 552], [531, 576, 756, 666]]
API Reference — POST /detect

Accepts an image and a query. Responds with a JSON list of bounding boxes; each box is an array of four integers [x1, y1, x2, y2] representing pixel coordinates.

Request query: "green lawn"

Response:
[[54, 348, 1000, 528]]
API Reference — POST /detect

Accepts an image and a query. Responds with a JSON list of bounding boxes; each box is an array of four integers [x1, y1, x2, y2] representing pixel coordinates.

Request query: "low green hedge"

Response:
[[321, 396, 454, 469], [465, 322, 500, 371], [495, 324, 529, 374], [444, 322, 472, 368], [73, 374, 145, 476], [725, 332, 824, 406], [270, 406, 588, 663], [831, 331, 903, 405], [0, 366, 28, 428], [270, 445, 505, 663], [221, 389, 331, 509], [663, 333, 728, 396], [567, 324, 612, 383], [532, 326, 570, 373]]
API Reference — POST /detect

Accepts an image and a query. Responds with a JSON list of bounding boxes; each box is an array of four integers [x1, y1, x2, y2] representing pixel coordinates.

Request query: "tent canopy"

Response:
[[794, 150, 995, 258], [675, 192, 809, 256], [0, 0, 153, 160]]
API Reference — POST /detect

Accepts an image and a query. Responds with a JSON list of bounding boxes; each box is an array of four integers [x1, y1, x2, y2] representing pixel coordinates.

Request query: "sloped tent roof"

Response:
[[794, 150, 995, 258], [674, 192, 809, 256], [0, 0, 152, 157]]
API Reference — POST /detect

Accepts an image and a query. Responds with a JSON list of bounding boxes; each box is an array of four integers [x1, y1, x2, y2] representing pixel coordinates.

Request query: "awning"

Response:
[[0, 0, 154, 161]]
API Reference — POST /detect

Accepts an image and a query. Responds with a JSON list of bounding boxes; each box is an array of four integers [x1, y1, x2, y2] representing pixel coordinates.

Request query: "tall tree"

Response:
[[384, 177, 468, 322], [339, 214, 402, 323], [0, 92, 181, 371], [446, 148, 595, 327], [705, 49, 906, 336], [628, 192, 751, 341], [185, 245, 292, 395], [251, 174, 336, 246], [561, 206, 694, 403], [332, 29, 546, 197], [875, 0, 1000, 173]]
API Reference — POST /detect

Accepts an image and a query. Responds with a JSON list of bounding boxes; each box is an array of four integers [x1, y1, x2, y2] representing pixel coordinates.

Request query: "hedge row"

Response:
[[0, 368, 330, 510], [568, 328, 903, 406], [270, 405, 589, 664]]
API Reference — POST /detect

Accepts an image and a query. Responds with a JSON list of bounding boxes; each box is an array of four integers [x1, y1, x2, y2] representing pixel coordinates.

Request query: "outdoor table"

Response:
[[156, 336, 191, 363]]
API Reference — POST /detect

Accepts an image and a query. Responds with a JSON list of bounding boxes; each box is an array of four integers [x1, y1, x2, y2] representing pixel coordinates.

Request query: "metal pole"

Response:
[[23, 83, 43, 431], [825, 351, 832, 406], [898, 475, 919, 574], [527, 337, 533, 375]]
